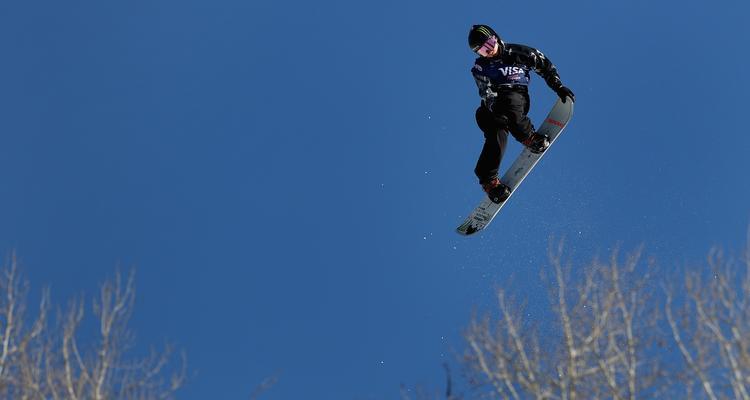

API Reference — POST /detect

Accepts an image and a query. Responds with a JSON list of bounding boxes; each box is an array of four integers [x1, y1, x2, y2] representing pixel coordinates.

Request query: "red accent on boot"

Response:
[[481, 177, 502, 194]]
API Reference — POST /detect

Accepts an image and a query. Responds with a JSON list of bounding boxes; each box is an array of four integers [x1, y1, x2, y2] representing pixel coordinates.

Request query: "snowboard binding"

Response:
[[482, 177, 511, 204], [523, 133, 551, 154]]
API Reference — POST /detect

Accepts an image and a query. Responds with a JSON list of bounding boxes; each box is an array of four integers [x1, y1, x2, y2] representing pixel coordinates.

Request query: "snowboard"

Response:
[[456, 97, 574, 236]]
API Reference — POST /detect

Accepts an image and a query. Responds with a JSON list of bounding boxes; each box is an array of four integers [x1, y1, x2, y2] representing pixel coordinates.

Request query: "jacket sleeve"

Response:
[[515, 45, 564, 90]]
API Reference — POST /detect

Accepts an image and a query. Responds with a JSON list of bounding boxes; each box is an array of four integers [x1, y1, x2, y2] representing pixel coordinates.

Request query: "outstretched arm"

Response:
[[520, 45, 575, 103]]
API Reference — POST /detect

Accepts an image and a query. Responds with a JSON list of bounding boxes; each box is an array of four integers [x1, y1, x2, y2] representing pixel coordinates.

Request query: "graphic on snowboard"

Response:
[[456, 97, 574, 236]]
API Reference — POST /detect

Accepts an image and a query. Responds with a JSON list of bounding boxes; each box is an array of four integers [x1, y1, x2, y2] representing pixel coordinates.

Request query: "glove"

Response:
[[555, 86, 575, 103]]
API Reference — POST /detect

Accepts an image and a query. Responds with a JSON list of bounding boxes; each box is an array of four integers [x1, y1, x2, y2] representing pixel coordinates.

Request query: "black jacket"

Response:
[[471, 43, 563, 108]]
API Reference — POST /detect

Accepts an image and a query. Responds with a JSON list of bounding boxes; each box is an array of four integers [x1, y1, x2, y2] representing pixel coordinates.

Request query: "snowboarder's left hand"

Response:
[[555, 86, 575, 103]]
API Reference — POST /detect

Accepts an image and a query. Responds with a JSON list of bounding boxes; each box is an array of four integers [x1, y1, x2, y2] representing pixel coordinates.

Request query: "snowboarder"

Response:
[[468, 24, 575, 204]]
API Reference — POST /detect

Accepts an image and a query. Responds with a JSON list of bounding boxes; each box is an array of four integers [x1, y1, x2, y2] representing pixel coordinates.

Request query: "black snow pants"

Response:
[[474, 89, 535, 184]]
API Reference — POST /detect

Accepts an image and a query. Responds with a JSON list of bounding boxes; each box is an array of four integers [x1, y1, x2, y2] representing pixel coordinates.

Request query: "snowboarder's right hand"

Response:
[[555, 86, 575, 103]]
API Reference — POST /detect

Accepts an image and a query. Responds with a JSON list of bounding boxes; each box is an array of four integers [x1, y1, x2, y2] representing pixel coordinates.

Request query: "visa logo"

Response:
[[499, 66, 525, 76]]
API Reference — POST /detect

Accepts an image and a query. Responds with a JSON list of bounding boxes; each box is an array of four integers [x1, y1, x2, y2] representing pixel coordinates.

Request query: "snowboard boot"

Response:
[[522, 132, 551, 154], [482, 177, 511, 204]]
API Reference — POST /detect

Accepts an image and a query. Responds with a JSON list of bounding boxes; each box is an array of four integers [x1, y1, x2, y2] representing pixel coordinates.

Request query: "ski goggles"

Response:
[[475, 36, 498, 57]]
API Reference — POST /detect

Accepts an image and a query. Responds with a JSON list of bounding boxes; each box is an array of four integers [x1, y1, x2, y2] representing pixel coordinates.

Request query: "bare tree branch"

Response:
[[463, 242, 663, 399], [0, 256, 184, 399]]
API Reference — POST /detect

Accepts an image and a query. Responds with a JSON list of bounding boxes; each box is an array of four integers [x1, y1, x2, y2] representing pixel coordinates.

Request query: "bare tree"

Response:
[[463, 241, 663, 400], [0, 252, 48, 399], [0, 254, 184, 399], [461, 234, 750, 400], [666, 247, 750, 400]]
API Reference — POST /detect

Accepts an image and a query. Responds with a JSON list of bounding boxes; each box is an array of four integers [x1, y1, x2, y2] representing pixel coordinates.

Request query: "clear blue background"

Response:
[[1, 0, 748, 398]]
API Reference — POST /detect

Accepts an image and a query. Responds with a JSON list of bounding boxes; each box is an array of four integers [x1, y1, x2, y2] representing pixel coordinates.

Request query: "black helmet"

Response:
[[468, 24, 501, 52]]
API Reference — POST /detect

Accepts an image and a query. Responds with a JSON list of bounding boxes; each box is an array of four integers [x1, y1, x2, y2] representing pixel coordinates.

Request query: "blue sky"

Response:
[[1, 0, 749, 398]]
